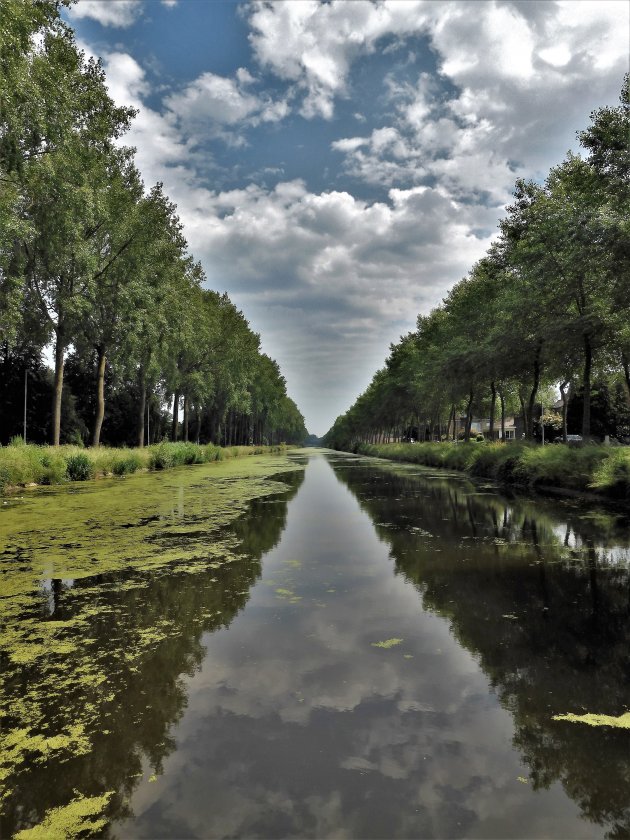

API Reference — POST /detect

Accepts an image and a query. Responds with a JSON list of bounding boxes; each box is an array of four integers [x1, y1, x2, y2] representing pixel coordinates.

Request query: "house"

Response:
[[464, 415, 520, 440]]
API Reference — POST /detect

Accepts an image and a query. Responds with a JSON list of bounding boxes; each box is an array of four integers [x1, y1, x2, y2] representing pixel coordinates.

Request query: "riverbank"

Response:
[[0, 441, 289, 494], [353, 441, 630, 503]]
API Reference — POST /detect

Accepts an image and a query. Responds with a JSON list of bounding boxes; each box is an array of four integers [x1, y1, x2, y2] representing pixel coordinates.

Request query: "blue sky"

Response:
[[66, 0, 629, 434]]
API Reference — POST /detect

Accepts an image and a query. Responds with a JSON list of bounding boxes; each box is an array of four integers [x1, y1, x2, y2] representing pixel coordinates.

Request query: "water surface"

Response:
[[3, 450, 630, 838]]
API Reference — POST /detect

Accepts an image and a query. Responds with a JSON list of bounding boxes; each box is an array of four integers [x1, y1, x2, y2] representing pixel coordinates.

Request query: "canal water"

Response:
[[3, 450, 630, 838]]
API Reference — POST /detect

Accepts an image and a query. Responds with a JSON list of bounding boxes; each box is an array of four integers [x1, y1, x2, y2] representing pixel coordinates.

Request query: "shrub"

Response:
[[149, 443, 173, 471], [9, 435, 25, 447], [40, 451, 68, 485], [591, 449, 630, 500], [204, 444, 221, 462], [65, 453, 94, 482], [112, 453, 143, 475]]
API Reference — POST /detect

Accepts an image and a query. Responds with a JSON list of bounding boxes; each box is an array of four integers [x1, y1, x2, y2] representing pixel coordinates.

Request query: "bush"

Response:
[[112, 453, 143, 475], [40, 451, 68, 485], [9, 435, 25, 447], [591, 449, 630, 500], [149, 443, 173, 471], [65, 453, 94, 482], [204, 444, 221, 462]]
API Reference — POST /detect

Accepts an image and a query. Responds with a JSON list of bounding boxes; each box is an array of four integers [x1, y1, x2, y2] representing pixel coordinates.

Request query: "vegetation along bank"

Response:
[[354, 442, 630, 504], [0, 441, 288, 494]]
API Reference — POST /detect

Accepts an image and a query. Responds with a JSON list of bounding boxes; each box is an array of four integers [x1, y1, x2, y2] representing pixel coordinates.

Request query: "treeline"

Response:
[[326, 77, 630, 451], [0, 0, 307, 448]]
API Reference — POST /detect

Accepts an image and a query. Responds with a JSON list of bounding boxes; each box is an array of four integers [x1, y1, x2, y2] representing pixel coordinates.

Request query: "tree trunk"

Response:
[[195, 408, 201, 444], [489, 381, 496, 440], [183, 395, 189, 442], [560, 380, 569, 443], [171, 391, 180, 441], [137, 366, 146, 447], [446, 404, 454, 440], [464, 389, 474, 442], [52, 333, 65, 446], [499, 390, 506, 440], [519, 392, 528, 439], [526, 340, 542, 441], [92, 348, 107, 447], [582, 333, 592, 439], [622, 352, 630, 407]]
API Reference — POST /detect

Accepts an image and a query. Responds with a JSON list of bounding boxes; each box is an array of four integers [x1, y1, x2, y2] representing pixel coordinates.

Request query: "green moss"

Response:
[[552, 711, 630, 728], [15, 792, 114, 839], [371, 638, 404, 649]]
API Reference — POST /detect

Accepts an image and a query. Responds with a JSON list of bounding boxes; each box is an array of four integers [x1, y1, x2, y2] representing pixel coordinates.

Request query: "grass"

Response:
[[355, 440, 629, 501], [0, 440, 287, 493]]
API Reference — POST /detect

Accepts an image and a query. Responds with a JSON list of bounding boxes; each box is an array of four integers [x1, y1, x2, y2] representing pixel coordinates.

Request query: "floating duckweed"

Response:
[[517, 776, 529, 784], [371, 638, 404, 649], [275, 588, 294, 597], [552, 711, 630, 728], [14, 791, 114, 839], [0, 453, 303, 822]]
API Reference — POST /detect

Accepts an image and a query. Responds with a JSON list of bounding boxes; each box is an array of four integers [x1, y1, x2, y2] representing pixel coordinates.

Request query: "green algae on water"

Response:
[[0, 452, 304, 830], [14, 792, 114, 839], [552, 711, 630, 728], [371, 638, 404, 649]]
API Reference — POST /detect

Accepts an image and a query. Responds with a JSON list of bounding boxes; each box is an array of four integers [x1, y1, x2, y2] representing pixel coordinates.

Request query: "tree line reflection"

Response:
[[330, 458, 630, 839]]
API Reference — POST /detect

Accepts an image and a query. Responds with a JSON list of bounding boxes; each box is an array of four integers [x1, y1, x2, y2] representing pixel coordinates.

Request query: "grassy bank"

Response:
[[355, 441, 630, 502], [0, 441, 288, 493]]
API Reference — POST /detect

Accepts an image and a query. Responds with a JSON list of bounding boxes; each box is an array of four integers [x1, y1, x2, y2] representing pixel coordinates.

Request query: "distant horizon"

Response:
[[65, 0, 629, 436]]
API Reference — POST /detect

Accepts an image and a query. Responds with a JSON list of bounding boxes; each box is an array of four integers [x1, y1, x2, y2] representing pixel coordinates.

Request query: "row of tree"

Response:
[[325, 77, 630, 450], [0, 0, 307, 447]]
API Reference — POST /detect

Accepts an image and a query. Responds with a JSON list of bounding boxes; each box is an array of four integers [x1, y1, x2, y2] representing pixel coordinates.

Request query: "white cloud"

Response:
[[100, 52, 193, 185], [248, 0, 431, 119], [69, 0, 143, 28], [164, 70, 289, 146], [253, 0, 628, 203], [175, 180, 494, 432]]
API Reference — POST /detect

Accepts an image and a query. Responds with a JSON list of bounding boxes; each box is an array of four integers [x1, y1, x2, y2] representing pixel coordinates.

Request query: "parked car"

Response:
[[553, 434, 583, 444]]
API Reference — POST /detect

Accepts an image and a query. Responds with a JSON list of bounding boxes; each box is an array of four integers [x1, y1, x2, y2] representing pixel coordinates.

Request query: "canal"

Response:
[[2, 449, 630, 838]]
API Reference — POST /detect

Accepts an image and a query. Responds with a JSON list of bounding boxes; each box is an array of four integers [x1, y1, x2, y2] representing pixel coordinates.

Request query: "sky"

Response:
[[64, 0, 629, 435]]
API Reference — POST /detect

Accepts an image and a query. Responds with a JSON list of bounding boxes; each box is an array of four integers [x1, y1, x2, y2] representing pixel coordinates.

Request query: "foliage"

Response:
[[0, 2, 308, 450], [65, 453, 94, 482]]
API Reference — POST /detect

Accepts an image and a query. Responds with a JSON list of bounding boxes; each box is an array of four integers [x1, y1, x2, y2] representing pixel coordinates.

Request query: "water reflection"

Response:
[[331, 455, 630, 839], [6, 452, 630, 838], [111, 454, 622, 839]]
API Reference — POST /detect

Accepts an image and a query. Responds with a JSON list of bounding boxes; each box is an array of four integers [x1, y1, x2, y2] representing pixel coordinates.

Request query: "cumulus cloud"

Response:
[[254, 0, 628, 202], [176, 180, 494, 431], [248, 0, 431, 119], [69, 0, 143, 28], [165, 70, 289, 146]]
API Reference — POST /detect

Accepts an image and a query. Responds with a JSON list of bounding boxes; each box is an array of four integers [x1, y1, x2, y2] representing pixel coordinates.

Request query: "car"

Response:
[[553, 434, 583, 444]]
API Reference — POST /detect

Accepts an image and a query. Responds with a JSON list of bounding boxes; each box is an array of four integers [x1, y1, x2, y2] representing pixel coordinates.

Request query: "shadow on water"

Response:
[[0, 468, 303, 838], [328, 453, 630, 839]]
